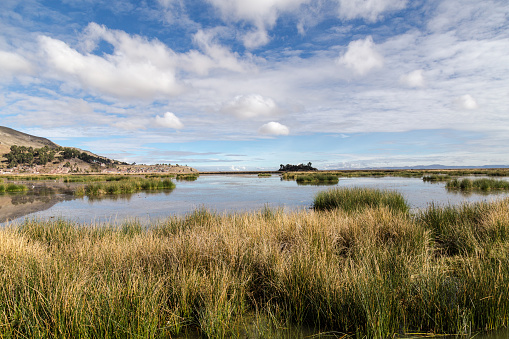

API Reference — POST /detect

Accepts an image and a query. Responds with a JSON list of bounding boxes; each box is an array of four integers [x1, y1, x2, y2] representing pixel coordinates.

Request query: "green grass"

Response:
[[74, 178, 176, 196], [313, 187, 410, 214], [258, 173, 272, 177], [0, 183, 28, 193], [176, 173, 200, 181], [295, 173, 339, 185], [2, 190, 509, 338], [446, 178, 509, 191]]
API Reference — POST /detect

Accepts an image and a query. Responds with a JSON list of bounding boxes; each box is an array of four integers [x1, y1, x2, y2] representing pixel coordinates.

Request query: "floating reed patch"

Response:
[[313, 187, 410, 214], [446, 178, 509, 191], [295, 173, 339, 185], [74, 177, 175, 196], [176, 173, 200, 181], [1, 197, 509, 338], [0, 183, 28, 193]]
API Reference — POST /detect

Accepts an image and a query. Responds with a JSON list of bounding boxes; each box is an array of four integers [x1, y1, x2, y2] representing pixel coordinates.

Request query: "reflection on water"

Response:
[[0, 182, 75, 222], [2, 175, 509, 226]]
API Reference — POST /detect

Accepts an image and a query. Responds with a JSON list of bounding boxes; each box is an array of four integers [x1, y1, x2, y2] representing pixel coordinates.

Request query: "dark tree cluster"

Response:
[[4, 145, 56, 168], [279, 162, 317, 172], [3, 145, 127, 168]]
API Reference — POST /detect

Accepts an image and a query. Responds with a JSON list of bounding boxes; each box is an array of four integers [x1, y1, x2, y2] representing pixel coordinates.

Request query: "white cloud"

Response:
[[259, 121, 289, 135], [221, 94, 280, 119], [154, 112, 184, 129], [37, 23, 251, 100], [456, 94, 479, 110], [400, 69, 425, 88], [242, 29, 270, 50], [337, 0, 407, 22], [0, 50, 33, 78], [206, 0, 309, 48], [337, 36, 383, 76], [187, 29, 248, 74], [39, 33, 182, 100]]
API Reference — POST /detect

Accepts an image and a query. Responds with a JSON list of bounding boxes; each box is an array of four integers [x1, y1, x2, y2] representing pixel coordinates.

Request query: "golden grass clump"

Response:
[[1, 191, 509, 337]]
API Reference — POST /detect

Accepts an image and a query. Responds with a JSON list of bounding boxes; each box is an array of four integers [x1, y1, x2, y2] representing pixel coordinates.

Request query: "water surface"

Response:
[[2, 175, 509, 225]]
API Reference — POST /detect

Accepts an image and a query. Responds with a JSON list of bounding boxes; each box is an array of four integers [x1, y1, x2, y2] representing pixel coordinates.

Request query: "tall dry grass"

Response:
[[1, 190, 509, 337]]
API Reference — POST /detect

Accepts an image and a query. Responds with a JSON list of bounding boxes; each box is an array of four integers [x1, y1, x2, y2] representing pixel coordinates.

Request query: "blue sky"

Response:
[[1, 0, 508, 170]]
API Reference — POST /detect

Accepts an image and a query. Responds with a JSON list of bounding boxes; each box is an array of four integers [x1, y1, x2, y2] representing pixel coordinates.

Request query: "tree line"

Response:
[[279, 162, 317, 171], [3, 145, 124, 168]]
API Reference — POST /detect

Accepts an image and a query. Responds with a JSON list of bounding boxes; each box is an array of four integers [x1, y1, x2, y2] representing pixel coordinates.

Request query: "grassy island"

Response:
[[74, 177, 175, 196], [1, 188, 509, 338], [0, 182, 28, 193], [446, 178, 509, 191]]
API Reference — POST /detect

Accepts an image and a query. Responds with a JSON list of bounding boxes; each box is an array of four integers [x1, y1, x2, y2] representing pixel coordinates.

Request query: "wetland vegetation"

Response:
[[0, 182, 27, 193], [446, 178, 509, 191], [1, 188, 509, 338], [74, 177, 176, 196]]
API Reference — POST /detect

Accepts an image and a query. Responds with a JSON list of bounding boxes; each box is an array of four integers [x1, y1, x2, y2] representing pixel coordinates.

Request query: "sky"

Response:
[[0, 0, 508, 171]]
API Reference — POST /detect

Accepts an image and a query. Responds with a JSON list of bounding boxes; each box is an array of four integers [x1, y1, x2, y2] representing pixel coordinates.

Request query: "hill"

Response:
[[0, 126, 125, 172], [0, 126, 196, 175], [0, 126, 59, 155]]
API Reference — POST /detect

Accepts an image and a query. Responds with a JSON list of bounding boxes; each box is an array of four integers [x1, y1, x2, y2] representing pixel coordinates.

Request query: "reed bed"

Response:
[[0, 174, 62, 181], [295, 173, 339, 185], [313, 187, 410, 214], [0, 183, 28, 193], [74, 178, 175, 196], [63, 174, 132, 183], [176, 173, 200, 181], [1, 189, 509, 338], [446, 178, 509, 191], [258, 173, 272, 177]]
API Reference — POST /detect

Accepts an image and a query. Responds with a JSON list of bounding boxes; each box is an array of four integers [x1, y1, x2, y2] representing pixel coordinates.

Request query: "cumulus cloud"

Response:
[[39, 34, 181, 100], [0, 50, 33, 78], [456, 94, 479, 110], [221, 94, 280, 119], [38, 23, 249, 100], [400, 69, 425, 88], [337, 36, 383, 76], [154, 112, 184, 129], [187, 29, 247, 74], [337, 0, 407, 22], [259, 121, 289, 135], [206, 0, 309, 48]]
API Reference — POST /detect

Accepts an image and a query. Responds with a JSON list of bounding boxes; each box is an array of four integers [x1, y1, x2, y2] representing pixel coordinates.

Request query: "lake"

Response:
[[2, 174, 509, 225], [2, 174, 509, 338]]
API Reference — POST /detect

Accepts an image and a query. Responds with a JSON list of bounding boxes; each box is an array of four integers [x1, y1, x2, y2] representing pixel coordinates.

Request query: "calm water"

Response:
[[2, 174, 509, 338], [2, 174, 509, 225]]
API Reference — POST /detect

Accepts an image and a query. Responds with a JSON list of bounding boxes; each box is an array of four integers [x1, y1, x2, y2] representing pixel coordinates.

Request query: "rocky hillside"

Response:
[[0, 126, 196, 175], [0, 126, 59, 155], [0, 126, 124, 171]]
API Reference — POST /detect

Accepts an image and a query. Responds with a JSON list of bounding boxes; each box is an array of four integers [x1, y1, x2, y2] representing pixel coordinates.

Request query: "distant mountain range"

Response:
[[359, 164, 509, 170], [327, 164, 509, 171]]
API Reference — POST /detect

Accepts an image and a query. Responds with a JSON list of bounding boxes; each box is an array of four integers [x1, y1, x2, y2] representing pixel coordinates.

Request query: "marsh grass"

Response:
[[176, 173, 200, 181], [295, 173, 339, 185], [446, 178, 509, 191], [2, 191, 509, 338], [63, 174, 133, 183], [258, 173, 272, 177], [313, 187, 410, 214], [74, 178, 175, 196], [0, 183, 28, 193]]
